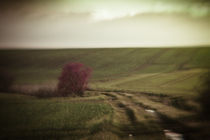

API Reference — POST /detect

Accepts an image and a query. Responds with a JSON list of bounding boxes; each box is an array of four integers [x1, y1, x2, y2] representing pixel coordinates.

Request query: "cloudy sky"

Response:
[[0, 0, 209, 48]]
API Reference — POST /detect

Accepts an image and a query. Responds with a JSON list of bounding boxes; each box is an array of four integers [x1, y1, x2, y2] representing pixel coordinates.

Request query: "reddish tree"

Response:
[[57, 62, 91, 96]]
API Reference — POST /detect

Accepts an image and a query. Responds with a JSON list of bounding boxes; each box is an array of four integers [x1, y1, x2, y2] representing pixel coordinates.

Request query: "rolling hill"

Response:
[[0, 47, 209, 96]]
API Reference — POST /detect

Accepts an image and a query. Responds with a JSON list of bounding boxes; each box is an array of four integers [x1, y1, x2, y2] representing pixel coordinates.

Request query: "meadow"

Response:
[[1, 47, 209, 93], [0, 47, 210, 139]]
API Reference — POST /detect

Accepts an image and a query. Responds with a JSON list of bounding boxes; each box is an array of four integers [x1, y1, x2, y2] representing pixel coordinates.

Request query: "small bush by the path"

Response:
[[30, 88, 59, 98]]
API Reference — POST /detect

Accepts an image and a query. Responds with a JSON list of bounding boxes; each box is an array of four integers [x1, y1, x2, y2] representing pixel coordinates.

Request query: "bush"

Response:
[[30, 88, 58, 98], [0, 70, 14, 92], [198, 70, 210, 120], [57, 62, 91, 96]]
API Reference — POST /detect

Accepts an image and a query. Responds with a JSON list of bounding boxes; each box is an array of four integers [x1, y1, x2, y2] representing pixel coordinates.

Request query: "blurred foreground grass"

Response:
[[0, 93, 112, 139]]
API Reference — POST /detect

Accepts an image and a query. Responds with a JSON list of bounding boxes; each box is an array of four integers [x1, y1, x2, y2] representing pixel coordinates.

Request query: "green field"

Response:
[[0, 47, 210, 139], [0, 47, 209, 96], [0, 92, 170, 140], [0, 93, 113, 139], [0, 89, 206, 139]]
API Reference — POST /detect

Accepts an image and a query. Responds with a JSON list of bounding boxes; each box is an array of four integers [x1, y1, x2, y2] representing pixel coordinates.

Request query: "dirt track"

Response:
[[100, 90, 190, 139]]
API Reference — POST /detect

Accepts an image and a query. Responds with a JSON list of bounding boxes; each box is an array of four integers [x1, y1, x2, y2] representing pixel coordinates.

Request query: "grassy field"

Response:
[[0, 91, 184, 140], [0, 47, 209, 96], [93, 68, 204, 97], [0, 93, 113, 139], [0, 47, 210, 139], [0, 89, 206, 139]]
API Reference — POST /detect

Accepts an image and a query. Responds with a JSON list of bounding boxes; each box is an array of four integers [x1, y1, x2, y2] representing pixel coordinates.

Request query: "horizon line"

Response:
[[0, 44, 210, 50]]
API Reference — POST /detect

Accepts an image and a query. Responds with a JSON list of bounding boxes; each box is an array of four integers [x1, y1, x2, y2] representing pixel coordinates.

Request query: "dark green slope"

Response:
[[0, 47, 209, 84]]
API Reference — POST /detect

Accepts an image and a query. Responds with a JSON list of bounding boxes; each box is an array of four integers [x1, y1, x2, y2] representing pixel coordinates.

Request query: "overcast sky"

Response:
[[0, 0, 209, 48]]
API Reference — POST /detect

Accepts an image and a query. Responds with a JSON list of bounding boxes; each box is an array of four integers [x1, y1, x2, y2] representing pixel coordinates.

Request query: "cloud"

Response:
[[90, 1, 210, 21], [0, 0, 209, 48]]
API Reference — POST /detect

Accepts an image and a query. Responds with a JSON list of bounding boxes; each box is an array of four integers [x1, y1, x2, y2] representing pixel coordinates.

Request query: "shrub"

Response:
[[0, 70, 14, 92], [30, 88, 58, 98], [57, 62, 91, 96]]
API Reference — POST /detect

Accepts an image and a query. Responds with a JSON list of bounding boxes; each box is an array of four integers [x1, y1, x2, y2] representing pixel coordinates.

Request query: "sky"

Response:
[[0, 0, 209, 48]]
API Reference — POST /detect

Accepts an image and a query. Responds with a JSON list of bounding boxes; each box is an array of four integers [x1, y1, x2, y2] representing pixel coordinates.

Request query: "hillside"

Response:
[[0, 47, 210, 96]]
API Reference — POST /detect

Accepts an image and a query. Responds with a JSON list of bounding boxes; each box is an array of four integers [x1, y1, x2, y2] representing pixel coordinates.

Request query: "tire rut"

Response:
[[97, 91, 192, 139], [102, 92, 166, 139], [114, 92, 194, 140]]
